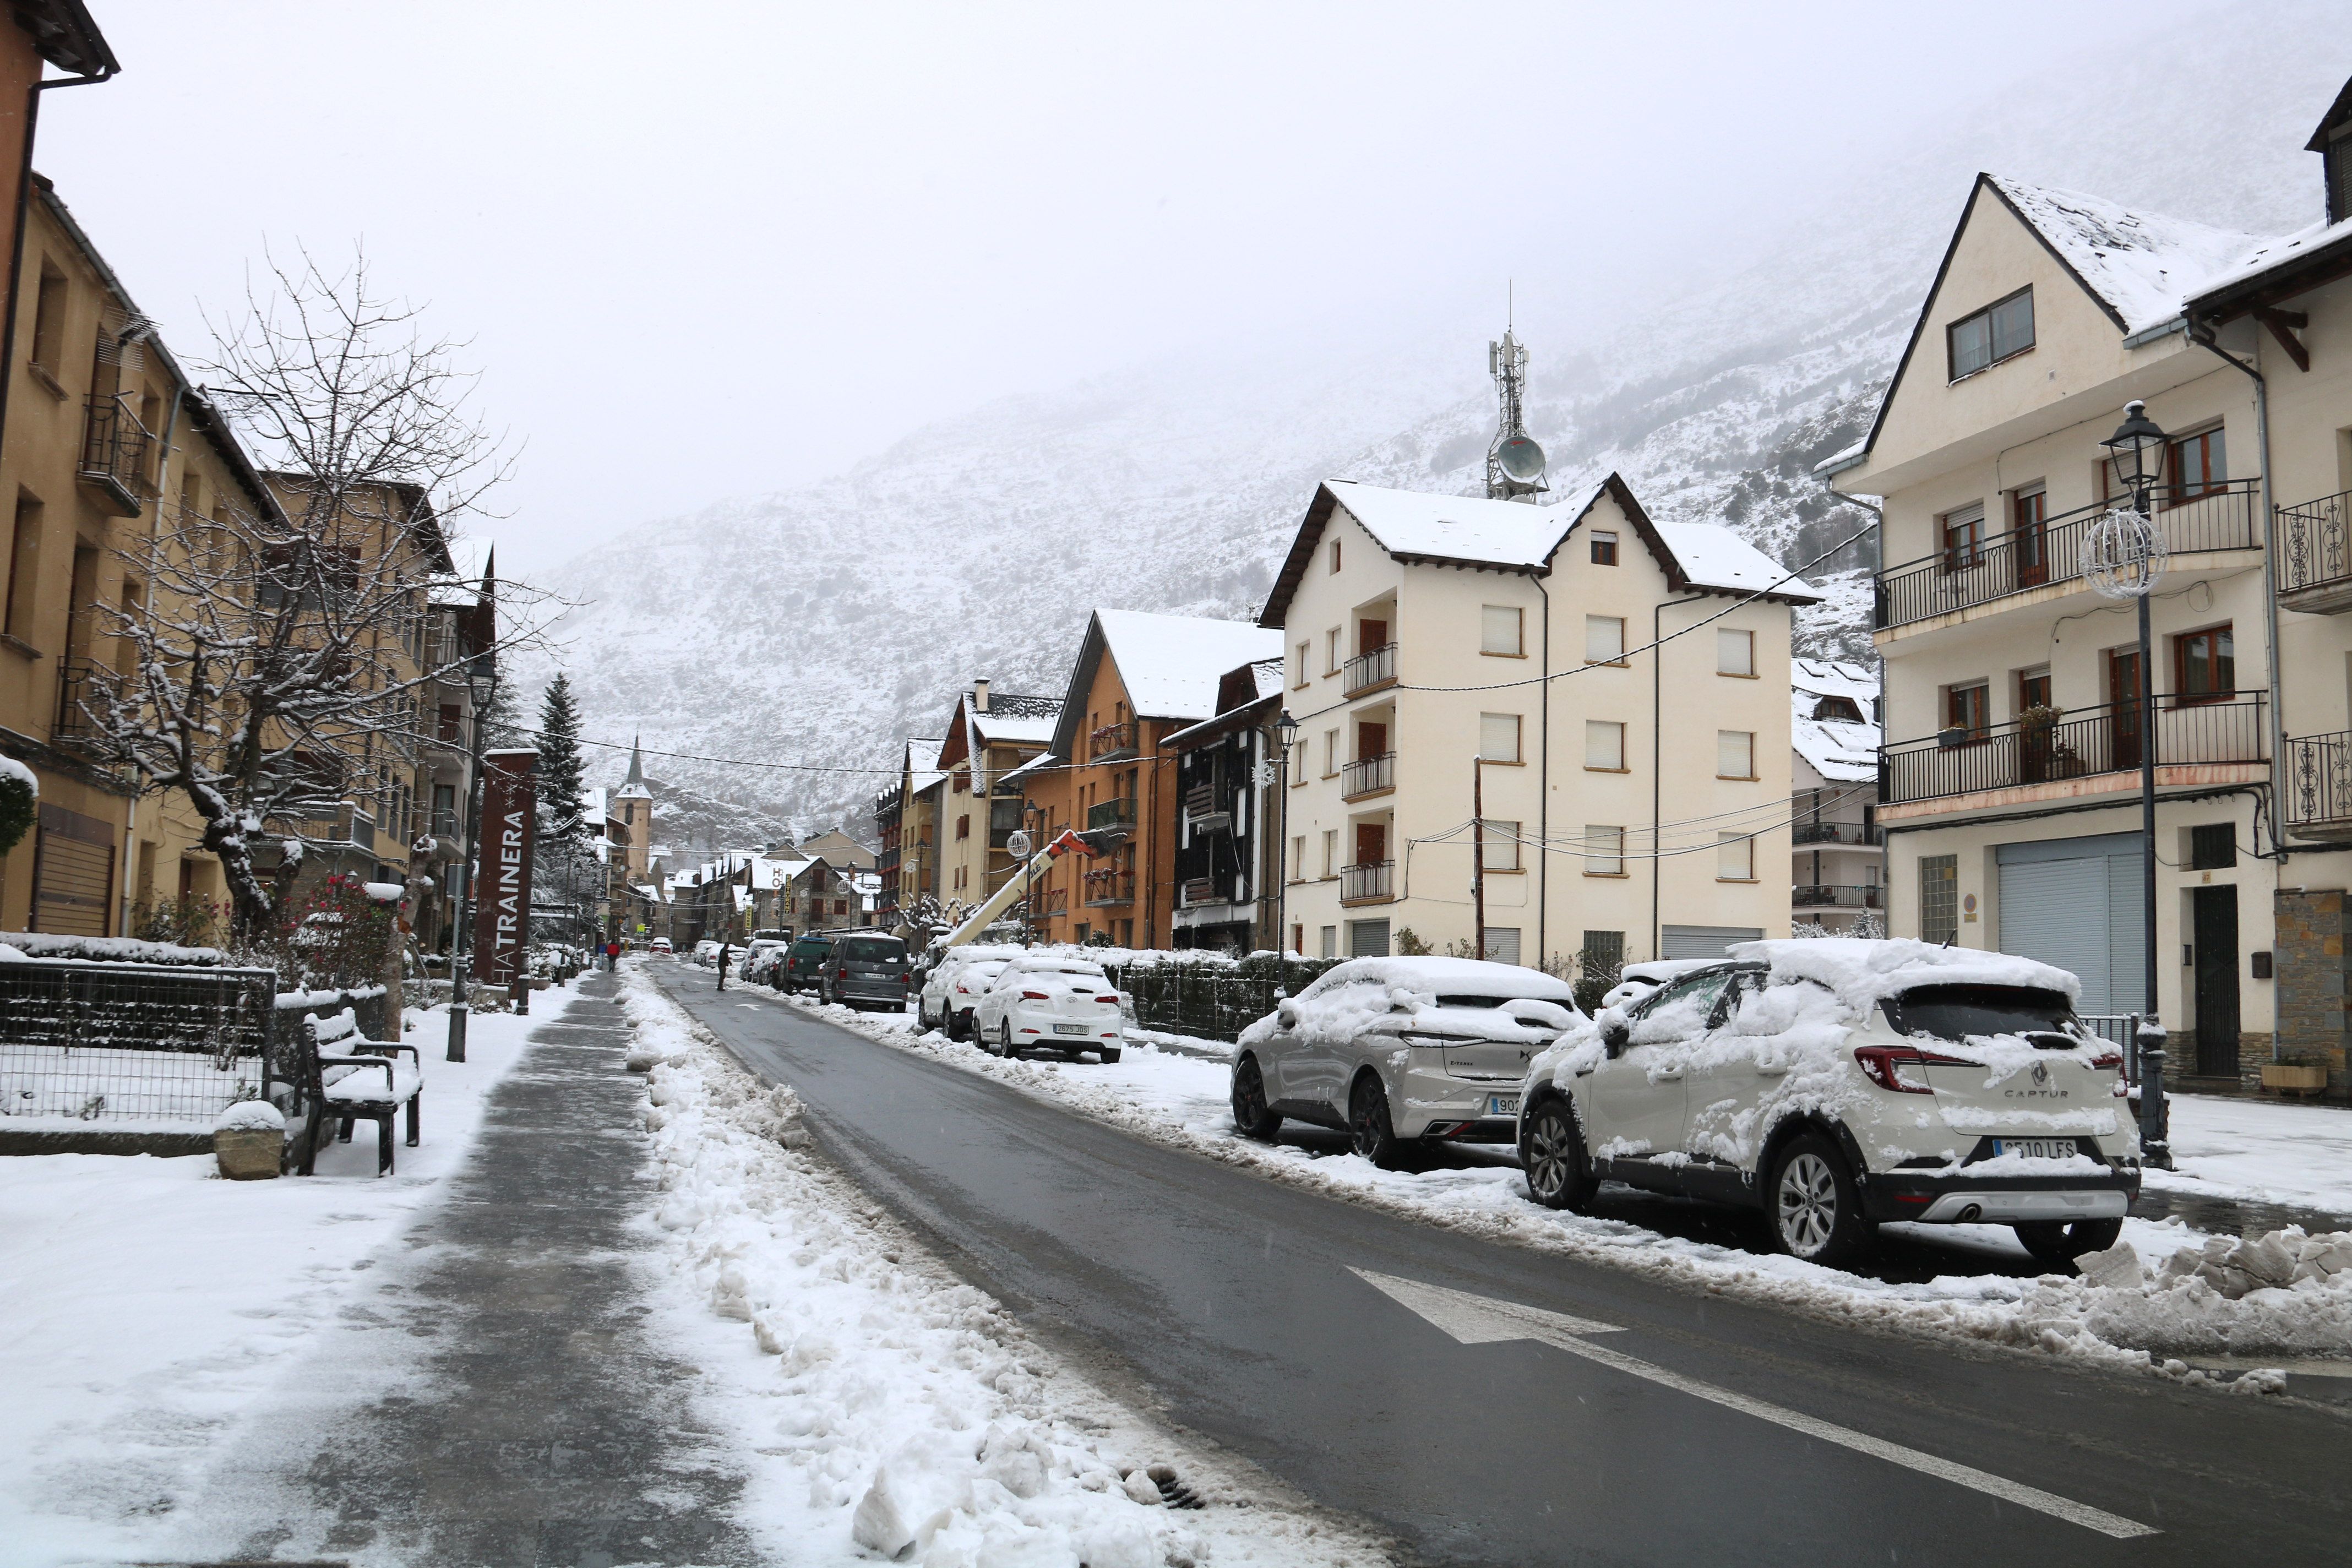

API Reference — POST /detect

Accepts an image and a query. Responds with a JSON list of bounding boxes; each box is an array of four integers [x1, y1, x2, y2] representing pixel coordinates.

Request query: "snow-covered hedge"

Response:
[[0, 932, 227, 967]]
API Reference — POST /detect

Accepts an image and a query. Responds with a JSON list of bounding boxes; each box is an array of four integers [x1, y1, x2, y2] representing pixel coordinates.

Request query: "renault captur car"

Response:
[[1229, 957, 1582, 1166], [1516, 937, 2139, 1270]]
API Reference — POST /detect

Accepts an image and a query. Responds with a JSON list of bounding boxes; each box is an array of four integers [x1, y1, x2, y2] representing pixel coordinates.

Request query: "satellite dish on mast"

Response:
[[1497, 433, 1546, 484]]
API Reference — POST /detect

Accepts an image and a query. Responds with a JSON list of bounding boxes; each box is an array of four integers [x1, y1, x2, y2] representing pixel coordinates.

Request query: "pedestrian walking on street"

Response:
[[605, 939, 620, 972], [716, 940, 731, 991]]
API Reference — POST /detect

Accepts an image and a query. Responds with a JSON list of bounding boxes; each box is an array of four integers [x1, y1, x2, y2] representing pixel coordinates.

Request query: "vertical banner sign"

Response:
[[473, 748, 539, 988]]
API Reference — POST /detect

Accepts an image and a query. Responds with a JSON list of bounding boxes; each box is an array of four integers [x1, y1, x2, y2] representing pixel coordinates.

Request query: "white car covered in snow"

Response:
[[970, 955, 1125, 1062], [1516, 938, 2141, 1270], [1229, 957, 1582, 1165], [916, 943, 1025, 1038]]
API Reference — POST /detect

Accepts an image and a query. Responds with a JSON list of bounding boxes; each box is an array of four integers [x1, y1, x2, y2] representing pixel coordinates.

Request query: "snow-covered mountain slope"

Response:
[[540, 16, 2349, 831]]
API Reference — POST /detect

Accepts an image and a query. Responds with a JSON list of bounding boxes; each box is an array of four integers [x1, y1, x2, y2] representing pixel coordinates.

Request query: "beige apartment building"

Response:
[[1259, 476, 1815, 974], [1824, 76, 2352, 1091], [927, 680, 1060, 918], [1790, 658, 1883, 933]]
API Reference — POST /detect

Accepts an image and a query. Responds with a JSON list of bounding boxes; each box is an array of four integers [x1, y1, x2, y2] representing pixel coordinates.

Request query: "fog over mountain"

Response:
[[537, 13, 2347, 839]]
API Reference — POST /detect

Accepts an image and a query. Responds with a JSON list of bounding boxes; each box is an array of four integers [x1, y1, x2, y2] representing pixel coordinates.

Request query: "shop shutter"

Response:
[[1484, 928, 1522, 966], [32, 803, 115, 937], [1995, 833, 2144, 1017], [1348, 919, 1390, 957], [1660, 924, 1762, 960]]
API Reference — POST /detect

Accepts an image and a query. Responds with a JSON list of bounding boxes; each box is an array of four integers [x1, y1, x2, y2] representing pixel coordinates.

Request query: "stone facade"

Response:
[[2272, 890, 2350, 1093]]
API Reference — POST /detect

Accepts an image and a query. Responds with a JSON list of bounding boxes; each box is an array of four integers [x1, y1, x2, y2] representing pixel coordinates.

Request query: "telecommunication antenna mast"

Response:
[[1485, 322, 1548, 503]]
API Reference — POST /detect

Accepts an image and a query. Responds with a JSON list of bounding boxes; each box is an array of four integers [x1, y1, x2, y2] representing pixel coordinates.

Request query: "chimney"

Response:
[[973, 678, 990, 713]]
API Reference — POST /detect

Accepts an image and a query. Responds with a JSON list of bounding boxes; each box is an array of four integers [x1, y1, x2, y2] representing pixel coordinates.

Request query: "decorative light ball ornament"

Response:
[[2081, 506, 2166, 599]]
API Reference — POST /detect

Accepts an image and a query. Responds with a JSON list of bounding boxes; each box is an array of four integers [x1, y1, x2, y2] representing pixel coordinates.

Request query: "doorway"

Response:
[[2108, 647, 2143, 772], [2190, 884, 2240, 1077]]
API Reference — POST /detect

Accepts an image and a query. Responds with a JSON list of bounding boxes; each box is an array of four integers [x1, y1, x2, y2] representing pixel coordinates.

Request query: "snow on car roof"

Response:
[[1308, 955, 1576, 1001], [1727, 937, 2081, 1009]]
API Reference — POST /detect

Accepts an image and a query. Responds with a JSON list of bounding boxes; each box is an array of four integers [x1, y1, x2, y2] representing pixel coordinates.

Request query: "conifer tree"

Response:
[[536, 673, 589, 840]]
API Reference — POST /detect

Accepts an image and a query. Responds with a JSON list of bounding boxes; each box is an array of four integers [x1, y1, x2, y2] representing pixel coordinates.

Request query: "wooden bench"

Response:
[[295, 1008, 422, 1177]]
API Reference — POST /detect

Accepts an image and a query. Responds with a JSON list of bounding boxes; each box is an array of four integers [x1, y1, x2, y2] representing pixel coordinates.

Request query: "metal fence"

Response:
[[1100, 957, 1345, 1043], [0, 961, 279, 1125], [2277, 488, 2352, 597]]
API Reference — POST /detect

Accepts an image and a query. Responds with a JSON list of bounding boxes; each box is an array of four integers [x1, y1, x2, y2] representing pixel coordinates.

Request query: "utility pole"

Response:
[[1473, 756, 1487, 962]]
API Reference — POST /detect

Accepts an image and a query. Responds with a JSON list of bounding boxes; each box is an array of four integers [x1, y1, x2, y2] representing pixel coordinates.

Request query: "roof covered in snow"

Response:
[[1258, 474, 1818, 627], [1095, 609, 1284, 722], [1792, 659, 1881, 783], [1985, 175, 2259, 336]]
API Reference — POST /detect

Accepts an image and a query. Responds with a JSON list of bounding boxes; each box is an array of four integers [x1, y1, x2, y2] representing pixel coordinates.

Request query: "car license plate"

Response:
[[1487, 1093, 1520, 1117], [1992, 1137, 2078, 1160], [1052, 1022, 1088, 1036]]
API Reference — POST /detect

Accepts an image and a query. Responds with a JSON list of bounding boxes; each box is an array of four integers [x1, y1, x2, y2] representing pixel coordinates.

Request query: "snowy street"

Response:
[[649, 960, 2352, 1565]]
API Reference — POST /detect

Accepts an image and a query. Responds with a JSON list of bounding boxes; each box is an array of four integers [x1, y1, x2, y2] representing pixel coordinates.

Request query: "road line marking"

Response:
[[1352, 1268, 2157, 1540]]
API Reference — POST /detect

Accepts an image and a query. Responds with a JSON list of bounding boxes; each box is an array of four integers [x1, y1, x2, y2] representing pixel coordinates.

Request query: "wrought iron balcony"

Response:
[[1341, 859, 1393, 904], [2284, 731, 2352, 840], [1341, 751, 1395, 801], [1881, 693, 2266, 807], [1794, 884, 1883, 909], [2276, 488, 2352, 613], [1088, 720, 1137, 761], [1083, 868, 1134, 906], [1086, 796, 1136, 831], [78, 395, 151, 516], [1874, 480, 2258, 630], [1343, 643, 1397, 697], [1792, 820, 1881, 846], [51, 656, 119, 757]]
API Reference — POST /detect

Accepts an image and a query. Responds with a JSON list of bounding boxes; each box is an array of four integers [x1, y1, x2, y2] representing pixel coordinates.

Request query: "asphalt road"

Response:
[[655, 963, 2350, 1567]]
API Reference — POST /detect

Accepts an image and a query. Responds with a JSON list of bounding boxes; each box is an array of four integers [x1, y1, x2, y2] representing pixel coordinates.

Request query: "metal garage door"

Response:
[[1995, 833, 2144, 1016], [32, 803, 115, 937], [1348, 919, 1391, 957], [1660, 924, 1763, 960]]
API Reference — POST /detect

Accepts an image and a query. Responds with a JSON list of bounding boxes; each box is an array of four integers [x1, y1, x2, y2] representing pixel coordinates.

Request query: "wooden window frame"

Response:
[[1584, 718, 1627, 773], [1479, 711, 1524, 766], [1589, 529, 1618, 566], [1480, 603, 1525, 658], [2172, 622, 2235, 705], [1940, 502, 1986, 572], [1584, 614, 1626, 666], [1716, 627, 1756, 678], [1946, 285, 2034, 382]]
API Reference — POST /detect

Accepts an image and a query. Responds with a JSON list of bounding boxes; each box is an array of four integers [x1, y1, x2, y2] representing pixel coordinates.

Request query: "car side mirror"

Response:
[[1277, 1000, 1300, 1030], [1600, 1017, 1630, 1057]]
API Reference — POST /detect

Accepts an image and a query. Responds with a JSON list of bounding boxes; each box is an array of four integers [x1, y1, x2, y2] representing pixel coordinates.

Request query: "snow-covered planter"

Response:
[[211, 1097, 286, 1180]]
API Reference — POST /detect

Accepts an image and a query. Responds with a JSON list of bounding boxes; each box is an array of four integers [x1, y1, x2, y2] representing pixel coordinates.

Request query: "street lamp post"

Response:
[[1272, 709, 1299, 994], [2090, 399, 2174, 1169], [444, 662, 497, 1063]]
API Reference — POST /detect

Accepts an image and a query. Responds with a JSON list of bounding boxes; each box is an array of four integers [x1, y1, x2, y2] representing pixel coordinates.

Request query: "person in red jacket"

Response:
[[604, 940, 620, 972]]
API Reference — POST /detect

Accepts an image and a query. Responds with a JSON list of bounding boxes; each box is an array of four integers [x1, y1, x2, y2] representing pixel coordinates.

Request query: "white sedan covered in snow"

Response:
[[1229, 957, 1582, 1166], [1517, 938, 2141, 1271], [970, 955, 1125, 1062]]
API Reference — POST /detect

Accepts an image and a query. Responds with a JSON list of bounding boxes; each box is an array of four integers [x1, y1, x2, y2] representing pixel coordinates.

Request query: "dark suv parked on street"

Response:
[[782, 933, 835, 993], [819, 932, 912, 1011]]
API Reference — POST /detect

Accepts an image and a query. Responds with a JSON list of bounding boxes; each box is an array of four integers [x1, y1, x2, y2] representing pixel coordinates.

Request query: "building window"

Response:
[[1330, 538, 1342, 573], [2017, 665, 2051, 715], [2175, 624, 2234, 702], [1945, 680, 1989, 739], [4, 494, 41, 641], [1480, 712, 1522, 764], [1585, 825, 1624, 876], [1293, 641, 1310, 689], [1589, 529, 1618, 566], [1717, 628, 1754, 677], [1484, 928, 1521, 965], [1716, 833, 1754, 881], [1716, 730, 1754, 779], [1325, 628, 1341, 674], [2189, 823, 2236, 870], [1321, 829, 1337, 878], [1585, 615, 1625, 664], [2169, 426, 2227, 500], [1941, 502, 1985, 570], [1481, 820, 1520, 871], [30, 265, 66, 377], [1585, 720, 1625, 771], [1291, 834, 1305, 881], [1323, 728, 1339, 776], [1482, 604, 1523, 656], [1947, 285, 2033, 380], [955, 814, 970, 840], [1320, 924, 1338, 959], [1920, 854, 1958, 944]]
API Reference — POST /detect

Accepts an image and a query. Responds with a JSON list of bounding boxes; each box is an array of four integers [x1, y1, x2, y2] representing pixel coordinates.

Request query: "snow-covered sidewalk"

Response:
[[0, 988, 558, 1567], [772, 989, 2352, 1382], [617, 963, 1386, 1567], [2151, 1094, 2352, 1218]]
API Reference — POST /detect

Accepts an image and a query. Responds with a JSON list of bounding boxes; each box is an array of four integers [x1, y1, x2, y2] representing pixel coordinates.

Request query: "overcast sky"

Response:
[[37, 0, 2231, 580]]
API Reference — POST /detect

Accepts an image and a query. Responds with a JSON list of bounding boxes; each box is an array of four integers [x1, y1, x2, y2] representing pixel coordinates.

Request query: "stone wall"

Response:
[[2273, 889, 2351, 1093]]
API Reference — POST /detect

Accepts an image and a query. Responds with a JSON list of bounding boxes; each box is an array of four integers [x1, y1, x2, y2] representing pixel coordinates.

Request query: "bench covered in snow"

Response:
[[296, 1008, 422, 1177]]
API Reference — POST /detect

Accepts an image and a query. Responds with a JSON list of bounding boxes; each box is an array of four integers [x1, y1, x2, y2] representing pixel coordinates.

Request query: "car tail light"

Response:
[[1853, 1044, 1968, 1095], [835, 967, 848, 980], [1021, 989, 1050, 1000], [2089, 1051, 2124, 1071], [1096, 994, 1119, 1004]]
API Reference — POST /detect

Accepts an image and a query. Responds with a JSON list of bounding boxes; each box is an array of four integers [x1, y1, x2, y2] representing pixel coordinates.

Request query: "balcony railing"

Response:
[[1794, 884, 1883, 909], [2277, 488, 2352, 607], [1343, 643, 1397, 697], [1341, 751, 1395, 799], [1341, 859, 1393, 903], [1089, 720, 1137, 761], [79, 395, 152, 516], [1083, 868, 1135, 906], [1881, 693, 2266, 806], [52, 656, 118, 756], [1874, 481, 2259, 630], [1036, 886, 1069, 916], [2285, 731, 2352, 837], [1792, 820, 1881, 846], [1086, 796, 1136, 831], [1181, 876, 1219, 906]]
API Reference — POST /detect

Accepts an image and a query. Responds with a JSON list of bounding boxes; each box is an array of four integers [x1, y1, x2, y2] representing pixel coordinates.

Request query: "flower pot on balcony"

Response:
[[2261, 1063, 2331, 1097], [1937, 727, 1968, 750]]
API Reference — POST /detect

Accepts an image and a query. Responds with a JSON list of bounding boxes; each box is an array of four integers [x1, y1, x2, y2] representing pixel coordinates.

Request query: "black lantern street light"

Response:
[[1272, 709, 1300, 994], [2091, 398, 2173, 1169]]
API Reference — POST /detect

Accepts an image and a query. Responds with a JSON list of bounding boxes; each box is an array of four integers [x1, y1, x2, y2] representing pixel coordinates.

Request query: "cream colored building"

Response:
[[927, 681, 1059, 919], [1790, 658, 1883, 934], [1824, 78, 2352, 1091], [1257, 476, 1815, 976]]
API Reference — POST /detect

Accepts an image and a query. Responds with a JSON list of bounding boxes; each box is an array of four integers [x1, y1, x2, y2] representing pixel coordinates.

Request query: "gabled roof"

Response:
[[1046, 609, 1284, 760], [935, 688, 1061, 775], [1792, 659, 1881, 784], [1162, 658, 1285, 752], [1258, 473, 1816, 627], [2307, 72, 2352, 153], [15, 1, 118, 76], [2184, 213, 2352, 324], [1828, 173, 2262, 477]]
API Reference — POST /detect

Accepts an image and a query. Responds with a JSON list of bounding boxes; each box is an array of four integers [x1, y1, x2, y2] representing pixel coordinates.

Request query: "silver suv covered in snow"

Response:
[[1516, 938, 2141, 1270], [1231, 957, 1582, 1166]]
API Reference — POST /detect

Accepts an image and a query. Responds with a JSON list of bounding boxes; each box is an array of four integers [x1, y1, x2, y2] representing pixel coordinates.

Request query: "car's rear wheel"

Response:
[[1231, 1055, 1281, 1141], [998, 1019, 1016, 1059], [2012, 1217, 2124, 1271], [1097, 1046, 1121, 1064], [1348, 1075, 1401, 1169], [1767, 1133, 1869, 1269], [1520, 1098, 1592, 1212]]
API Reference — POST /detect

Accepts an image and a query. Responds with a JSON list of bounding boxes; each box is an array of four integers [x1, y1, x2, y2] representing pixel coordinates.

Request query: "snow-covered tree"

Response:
[[536, 673, 588, 840]]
